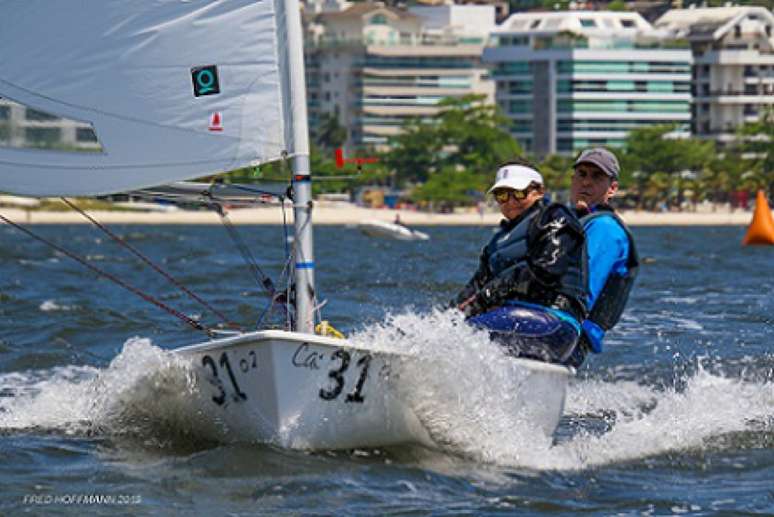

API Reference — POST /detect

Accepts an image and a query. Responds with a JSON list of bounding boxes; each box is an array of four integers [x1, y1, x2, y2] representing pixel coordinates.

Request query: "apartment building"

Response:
[[655, 6, 774, 144], [305, 3, 495, 150], [0, 97, 101, 153], [483, 11, 692, 156]]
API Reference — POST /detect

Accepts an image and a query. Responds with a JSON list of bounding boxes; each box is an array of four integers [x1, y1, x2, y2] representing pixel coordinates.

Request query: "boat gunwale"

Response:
[[172, 329, 574, 376]]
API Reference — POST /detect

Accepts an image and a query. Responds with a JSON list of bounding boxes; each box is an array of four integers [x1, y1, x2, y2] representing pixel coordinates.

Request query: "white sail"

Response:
[[0, 0, 297, 197]]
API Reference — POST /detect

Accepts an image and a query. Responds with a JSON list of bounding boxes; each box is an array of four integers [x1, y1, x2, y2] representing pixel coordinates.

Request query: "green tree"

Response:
[[541, 0, 571, 10], [412, 166, 485, 205], [384, 95, 522, 204], [622, 124, 715, 208], [314, 112, 347, 151], [382, 117, 443, 185], [310, 143, 390, 194], [607, 0, 628, 11], [623, 125, 713, 178], [682, 0, 772, 7], [737, 106, 774, 192], [538, 154, 574, 191]]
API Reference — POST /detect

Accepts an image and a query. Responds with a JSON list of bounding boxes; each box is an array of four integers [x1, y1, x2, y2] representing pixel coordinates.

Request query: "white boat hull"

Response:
[[358, 220, 429, 241], [174, 330, 572, 450], [174, 330, 433, 449]]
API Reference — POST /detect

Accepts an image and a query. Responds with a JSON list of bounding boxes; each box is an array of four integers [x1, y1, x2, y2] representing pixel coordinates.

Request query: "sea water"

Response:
[[1, 224, 772, 515]]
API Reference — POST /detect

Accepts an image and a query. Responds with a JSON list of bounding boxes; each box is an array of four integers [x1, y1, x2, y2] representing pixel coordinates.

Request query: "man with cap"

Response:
[[452, 158, 588, 366], [570, 147, 639, 365]]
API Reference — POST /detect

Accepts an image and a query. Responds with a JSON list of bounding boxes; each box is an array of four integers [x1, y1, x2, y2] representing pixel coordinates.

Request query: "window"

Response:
[[76, 127, 98, 142], [369, 14, 387, 25], [26, 127, 61, 145], [529, 19, 541, 29], [510, 120, 532, 133], [621, 19, 635, 28], [645, 81, 672, 92], [496, 62, 531, 75], [608, 80, 635, 91], [25, 108, 58, 121], [0, 97, 102, 152], [580, 19, 596, 28], [508, 80, 532, 94], [509, 100, 532, 113]]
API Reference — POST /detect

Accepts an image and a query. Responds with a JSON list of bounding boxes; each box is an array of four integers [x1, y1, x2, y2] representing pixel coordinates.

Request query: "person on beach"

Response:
[[452, 159, 588, 366], [569, 148, 639, 365]]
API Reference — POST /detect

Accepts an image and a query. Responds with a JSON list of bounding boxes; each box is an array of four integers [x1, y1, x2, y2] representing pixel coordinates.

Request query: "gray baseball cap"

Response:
[[573, 147, 620, 179]]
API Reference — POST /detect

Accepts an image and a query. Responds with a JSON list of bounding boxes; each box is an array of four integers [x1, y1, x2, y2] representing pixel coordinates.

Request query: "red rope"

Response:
[[61, 198, 240, 330], [0, 212, 212, 335]]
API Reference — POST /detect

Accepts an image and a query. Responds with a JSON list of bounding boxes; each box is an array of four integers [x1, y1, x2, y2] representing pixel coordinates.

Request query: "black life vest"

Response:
[[486, 201, 587, 317], [580, 209, 639, 331]]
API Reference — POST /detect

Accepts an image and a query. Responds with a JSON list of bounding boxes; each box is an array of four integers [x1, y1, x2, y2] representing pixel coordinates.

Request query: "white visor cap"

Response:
[[487, 165, 544, 194]]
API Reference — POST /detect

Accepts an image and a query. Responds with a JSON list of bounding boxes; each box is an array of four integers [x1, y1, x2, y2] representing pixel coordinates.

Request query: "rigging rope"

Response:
[[61, 197, 240, 330], [205, 180, 295, 330], [209, 202, 292, 329], [210, 203, 277, 297], [0, 213, 213, 336]]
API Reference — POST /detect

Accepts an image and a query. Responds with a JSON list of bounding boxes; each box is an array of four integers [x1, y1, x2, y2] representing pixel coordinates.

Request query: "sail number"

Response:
[[201, 350, 256, 406], [319, 350, 372, 404]]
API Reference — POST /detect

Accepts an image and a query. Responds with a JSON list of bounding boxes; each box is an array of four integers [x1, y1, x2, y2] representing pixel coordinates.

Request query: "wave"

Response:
[[1, 311, 772, 469], [0, 338, 211, 446], [350, 309, 774, 470]]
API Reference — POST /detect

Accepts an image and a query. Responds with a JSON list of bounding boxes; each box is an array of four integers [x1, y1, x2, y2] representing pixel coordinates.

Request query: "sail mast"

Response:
[[280, 0, 315, 333]]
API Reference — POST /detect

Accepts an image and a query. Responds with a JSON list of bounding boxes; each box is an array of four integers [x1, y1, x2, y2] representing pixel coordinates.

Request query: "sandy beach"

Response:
[[0, 201, 761, 226]]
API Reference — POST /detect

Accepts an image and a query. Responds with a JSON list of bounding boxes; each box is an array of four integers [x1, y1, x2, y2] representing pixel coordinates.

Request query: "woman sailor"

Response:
[[453, 159, 588, 367]]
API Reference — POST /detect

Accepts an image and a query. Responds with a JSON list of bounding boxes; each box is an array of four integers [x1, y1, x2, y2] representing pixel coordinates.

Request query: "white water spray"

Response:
[[351, 309, 774, 470], [0, 338, 205, 441], [1, 312, 772, 470]]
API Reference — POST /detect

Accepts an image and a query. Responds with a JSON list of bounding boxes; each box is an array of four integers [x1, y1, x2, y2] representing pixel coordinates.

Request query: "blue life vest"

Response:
[[579, 210, 639, 352], [485, 202, 587, 314]]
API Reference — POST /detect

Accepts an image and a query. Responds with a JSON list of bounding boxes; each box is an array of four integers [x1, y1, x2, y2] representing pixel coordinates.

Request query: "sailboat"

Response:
[[0, 1, 572, 449]]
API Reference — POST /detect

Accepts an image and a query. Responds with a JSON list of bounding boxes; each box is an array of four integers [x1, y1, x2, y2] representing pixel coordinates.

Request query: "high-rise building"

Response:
[[305, 2, 496, 150], [655, 6, 774, 145], [483, 11, 692, 156], [0, 97, 101, 153]]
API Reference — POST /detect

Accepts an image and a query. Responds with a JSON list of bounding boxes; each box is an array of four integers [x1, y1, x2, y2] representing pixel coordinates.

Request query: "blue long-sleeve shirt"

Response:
[[584, 214, 630, 310], [578, 209, 632, 353]]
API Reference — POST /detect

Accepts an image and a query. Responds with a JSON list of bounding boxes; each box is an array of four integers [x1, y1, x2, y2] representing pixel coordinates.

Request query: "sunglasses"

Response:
[[493, 188, 532, 204]]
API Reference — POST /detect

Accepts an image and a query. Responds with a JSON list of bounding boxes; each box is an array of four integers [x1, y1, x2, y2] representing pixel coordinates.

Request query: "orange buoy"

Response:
[[742, 189, 774, 245]]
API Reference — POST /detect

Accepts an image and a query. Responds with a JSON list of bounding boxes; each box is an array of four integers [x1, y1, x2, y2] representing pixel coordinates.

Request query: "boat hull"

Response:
[[358, 220, 429, 241], [174, 330, 433, 449], [174, 330, 572, 450]]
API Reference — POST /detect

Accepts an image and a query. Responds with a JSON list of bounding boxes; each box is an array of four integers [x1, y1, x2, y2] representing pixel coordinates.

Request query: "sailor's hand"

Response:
[[457, 294, 475, 309], [458, 294, 486, 318], [575, 200, 590, 216]]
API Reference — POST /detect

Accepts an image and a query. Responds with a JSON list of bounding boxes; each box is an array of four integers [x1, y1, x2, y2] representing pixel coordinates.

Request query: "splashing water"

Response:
[[351, 309, 774, 470], [1, 312, 772, 470], [0, 338, 208, 444], [39, 299, 75, 312], [351, 309, 560, 462]]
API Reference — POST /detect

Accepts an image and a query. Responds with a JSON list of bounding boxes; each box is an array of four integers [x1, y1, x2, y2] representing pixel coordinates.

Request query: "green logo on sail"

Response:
[[191, 65, 220, 97]]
